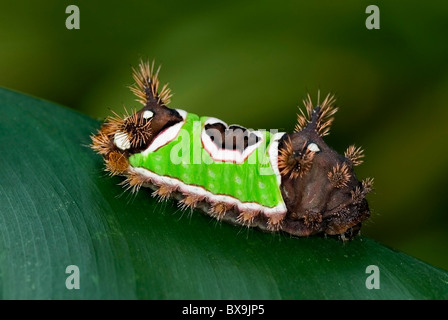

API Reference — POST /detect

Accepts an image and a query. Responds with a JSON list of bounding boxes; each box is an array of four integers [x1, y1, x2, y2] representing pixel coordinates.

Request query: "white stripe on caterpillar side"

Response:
[[130, 166, 287, 216]]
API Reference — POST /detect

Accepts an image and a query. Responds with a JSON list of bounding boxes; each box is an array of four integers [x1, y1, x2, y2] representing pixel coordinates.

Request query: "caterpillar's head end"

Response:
[[90, 60, 184, 176], [280, 95, 372, 239]]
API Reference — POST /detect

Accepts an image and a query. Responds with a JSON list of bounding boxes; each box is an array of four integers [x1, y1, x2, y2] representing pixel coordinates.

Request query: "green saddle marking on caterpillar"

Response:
[[129, 112, 284, 208]]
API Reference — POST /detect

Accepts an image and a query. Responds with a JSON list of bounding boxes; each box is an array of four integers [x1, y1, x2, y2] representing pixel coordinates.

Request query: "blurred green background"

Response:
[[1, 0, 447, 270]]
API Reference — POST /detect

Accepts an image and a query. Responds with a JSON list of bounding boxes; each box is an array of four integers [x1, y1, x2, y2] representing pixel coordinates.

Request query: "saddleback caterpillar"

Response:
[[91, 60, 373, 240]]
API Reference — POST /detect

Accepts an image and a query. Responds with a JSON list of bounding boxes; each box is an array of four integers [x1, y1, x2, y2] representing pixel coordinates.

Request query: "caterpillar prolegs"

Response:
[[91, 60, 373, 240]]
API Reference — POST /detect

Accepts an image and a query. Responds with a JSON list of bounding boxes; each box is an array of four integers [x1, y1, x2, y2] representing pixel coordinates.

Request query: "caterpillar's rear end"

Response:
[[91, 60, 373, 240], [277, 95, 372, 239]]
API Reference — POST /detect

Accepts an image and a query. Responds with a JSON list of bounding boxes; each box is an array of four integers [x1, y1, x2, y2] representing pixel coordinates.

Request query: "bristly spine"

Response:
[[210, 202, 233, 221], [152, 185, 177, 202], [236, 211, 259, 226], [130, 60, 172, 107], [178, 194, 204, 211], [328, 163, 351, 188], [351, 177, 374, 203], [120, 170, 146, 193], [90, 131, 112, 156], [105, 151, 129, 176], [362, 177, 374, 194], [350, 186, 364, 203], [267, 214, 284, 231], [278, 139, 315, 179], [345, 145, 365, 166], [295, 93, 314, 133], [121, 110, 152, 148], [295, 93, 338, 137]]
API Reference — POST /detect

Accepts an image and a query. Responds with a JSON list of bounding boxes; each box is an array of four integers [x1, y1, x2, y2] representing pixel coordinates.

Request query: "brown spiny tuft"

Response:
[[129, 60, 172, 106], [120, 170, 146, 193], [328, 163, 351, 188], [345, 145, 365, 166], [295, 93, 338, 137], [278, 139, 315, 179], [295, 93, 314, 132], [316, 93, 338, 136], [100, 108, 152, 149], [267, 214, 285, 231], [103, 110, 127, 136], [178, 194, 204, 211], [121, 110, 152, 148], [362, 177, 374, 194], [351, 177, 374, 203], [210, 202, 233, 220], [152, 185, 176, 202], [236, 211, 260, 226], [303, 211, 323, 227], [105, 151, 129, 175], [351, 186, 364, 204], [90, 131, 112, 156]]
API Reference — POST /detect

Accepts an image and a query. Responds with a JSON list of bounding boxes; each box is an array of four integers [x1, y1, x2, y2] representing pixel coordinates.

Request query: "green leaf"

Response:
[[0, 88, 447, 299]]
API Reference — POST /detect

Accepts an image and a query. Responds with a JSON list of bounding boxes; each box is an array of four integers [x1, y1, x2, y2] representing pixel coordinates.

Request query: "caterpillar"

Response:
[[91, 60, 373, 240]]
